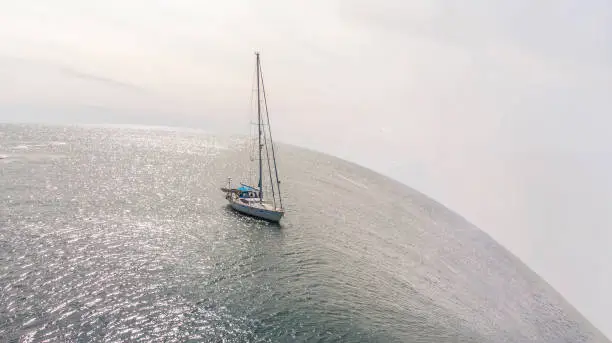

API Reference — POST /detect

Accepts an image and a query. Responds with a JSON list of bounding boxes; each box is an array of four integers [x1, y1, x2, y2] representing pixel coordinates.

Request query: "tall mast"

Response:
[[256, 52, 263, 201], [258, 59, 277, 208], [260, 70, 283, 209]]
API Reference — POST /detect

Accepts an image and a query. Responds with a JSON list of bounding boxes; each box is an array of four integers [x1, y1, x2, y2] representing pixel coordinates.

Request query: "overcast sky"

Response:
[[1, 0, 611, 337]]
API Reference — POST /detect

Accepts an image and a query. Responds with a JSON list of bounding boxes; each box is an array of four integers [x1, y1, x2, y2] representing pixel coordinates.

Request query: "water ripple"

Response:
[[0, 124, 607, 342]]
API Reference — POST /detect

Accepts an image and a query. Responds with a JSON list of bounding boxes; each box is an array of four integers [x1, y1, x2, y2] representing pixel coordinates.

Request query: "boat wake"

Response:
[[336, 173, 369, 189]]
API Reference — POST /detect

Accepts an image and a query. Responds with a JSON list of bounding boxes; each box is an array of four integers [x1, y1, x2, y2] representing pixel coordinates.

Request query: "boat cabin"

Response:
[[237, 185, 260, 199]]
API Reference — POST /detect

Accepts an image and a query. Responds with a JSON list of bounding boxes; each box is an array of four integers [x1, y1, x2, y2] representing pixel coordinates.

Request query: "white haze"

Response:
[[0, 0, 611, 337]]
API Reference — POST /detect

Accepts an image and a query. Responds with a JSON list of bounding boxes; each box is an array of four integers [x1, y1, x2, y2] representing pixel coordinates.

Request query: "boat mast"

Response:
[[256, 52, 263, 201], [260, 69, 283, 209], [258, 60, 278, 208]]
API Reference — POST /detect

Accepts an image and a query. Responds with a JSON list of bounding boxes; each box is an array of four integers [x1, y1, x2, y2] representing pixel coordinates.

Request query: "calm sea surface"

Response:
[[0, 124, 608, 342]]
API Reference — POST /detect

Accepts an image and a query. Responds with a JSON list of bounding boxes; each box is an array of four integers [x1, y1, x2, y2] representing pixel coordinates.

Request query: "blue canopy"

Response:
[[237, 185, 257, 192]]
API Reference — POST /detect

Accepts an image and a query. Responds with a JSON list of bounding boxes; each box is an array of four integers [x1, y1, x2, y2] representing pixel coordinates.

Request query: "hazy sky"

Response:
[[1, 0, 611, 337]]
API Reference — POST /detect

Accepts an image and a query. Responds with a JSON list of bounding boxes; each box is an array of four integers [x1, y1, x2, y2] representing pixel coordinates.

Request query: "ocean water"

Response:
[[0, 123, 608, 342]]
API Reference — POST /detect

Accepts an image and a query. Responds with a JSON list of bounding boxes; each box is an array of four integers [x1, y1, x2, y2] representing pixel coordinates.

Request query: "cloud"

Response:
[[57, 66, 149, 93]]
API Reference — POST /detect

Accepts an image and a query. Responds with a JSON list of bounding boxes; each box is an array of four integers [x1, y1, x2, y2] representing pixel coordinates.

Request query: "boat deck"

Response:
[[237, 198, 281, 211]]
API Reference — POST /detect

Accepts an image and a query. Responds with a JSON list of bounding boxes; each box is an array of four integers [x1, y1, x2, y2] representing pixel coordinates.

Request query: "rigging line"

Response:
[[249, 57, 258, 132], [259, 62, 283, 208], [261, 96, 277, 208], [247, 60, 258, 183], [246, 58, 257, 184]]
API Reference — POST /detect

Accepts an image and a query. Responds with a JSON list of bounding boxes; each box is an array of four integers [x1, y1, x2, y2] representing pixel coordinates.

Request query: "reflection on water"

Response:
[[0, 124, 608, 342]]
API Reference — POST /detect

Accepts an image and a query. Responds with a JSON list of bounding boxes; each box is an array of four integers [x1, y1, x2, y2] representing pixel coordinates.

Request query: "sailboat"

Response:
[[221, 52, 285, 222]]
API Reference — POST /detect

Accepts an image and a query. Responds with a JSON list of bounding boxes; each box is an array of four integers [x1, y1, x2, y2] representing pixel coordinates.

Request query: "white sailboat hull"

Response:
[[229, 199, 284, 222]]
